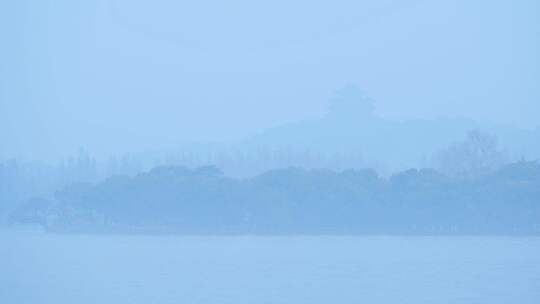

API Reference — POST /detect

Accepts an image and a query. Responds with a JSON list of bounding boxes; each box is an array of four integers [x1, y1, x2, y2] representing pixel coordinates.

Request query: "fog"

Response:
[[2, 2, 540, 303], [2, 0, 539, 162]]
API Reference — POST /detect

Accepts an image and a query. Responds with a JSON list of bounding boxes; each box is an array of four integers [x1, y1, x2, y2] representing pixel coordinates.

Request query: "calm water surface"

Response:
[[1, 230, 539, 304]]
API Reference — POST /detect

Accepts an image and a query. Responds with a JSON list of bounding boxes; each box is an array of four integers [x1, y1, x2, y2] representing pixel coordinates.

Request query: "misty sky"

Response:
[[1, 0, 539, 161]]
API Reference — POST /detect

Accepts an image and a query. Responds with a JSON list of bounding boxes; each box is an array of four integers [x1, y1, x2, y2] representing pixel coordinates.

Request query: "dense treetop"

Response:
[[9, 161, 540, 235]]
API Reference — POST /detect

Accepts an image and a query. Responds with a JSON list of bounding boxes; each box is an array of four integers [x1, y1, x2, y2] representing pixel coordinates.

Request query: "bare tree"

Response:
[[435, 130, 507, 178]]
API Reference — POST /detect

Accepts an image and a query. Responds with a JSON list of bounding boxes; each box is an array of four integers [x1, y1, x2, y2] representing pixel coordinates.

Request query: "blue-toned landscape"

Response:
[[1, 0, 539, 303], [7, 160, 540, 235]]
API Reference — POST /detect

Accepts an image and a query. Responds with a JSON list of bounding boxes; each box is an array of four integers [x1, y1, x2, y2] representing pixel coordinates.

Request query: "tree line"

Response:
[[9, 160, 540, 235]]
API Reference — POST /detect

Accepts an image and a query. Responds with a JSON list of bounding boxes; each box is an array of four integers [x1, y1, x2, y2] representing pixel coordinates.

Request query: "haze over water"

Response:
[[1, 1, 539, 303], [2, 231, 540, 304]]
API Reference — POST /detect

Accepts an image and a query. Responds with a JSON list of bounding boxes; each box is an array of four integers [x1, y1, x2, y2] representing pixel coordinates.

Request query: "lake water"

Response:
[[1, 230, 539, 303]]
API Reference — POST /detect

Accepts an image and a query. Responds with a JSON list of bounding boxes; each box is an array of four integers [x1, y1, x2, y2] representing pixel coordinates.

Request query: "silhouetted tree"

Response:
[[10, 162, 539, 234], [435, 130, 506, 178]]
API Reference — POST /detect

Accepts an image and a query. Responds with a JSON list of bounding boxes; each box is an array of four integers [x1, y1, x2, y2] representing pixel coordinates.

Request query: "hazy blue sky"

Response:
[[1, 0, 539, 161]]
